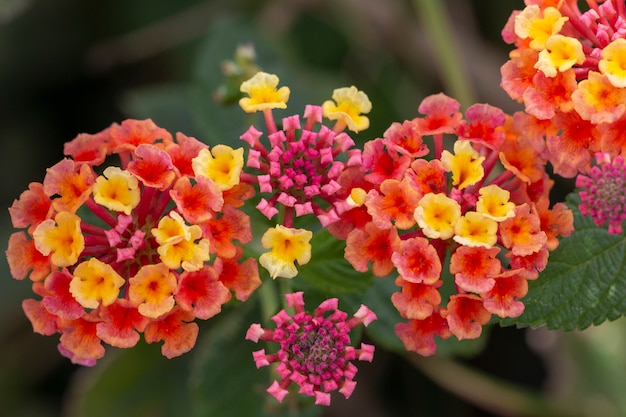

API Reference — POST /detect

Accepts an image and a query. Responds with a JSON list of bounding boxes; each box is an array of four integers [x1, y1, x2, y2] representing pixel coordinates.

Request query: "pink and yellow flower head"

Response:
[[246, 292, 377, 406], [238, 73, 366, 228], [259, 225, 312, 279], [7, 119, 261, 365]]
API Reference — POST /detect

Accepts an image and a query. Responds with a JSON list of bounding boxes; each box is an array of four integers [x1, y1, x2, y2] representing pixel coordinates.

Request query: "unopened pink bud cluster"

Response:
[[246, 292, 376, 406]]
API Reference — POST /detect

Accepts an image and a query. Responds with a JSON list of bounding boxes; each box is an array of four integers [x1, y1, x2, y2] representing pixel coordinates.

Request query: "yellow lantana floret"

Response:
[[476, 184, 516, 221], [414, 193, 461, 240], [152, 210, 190, 245], [239, 72, 290, 113], [192, 145, 244, 191], [129, 263, 177, 318], [70, 258, 125, 309], [259, 225, 312, 279], [535, 35, 585, 77], [599, 38, 626, 88], [514, 5, 568, 50], [151, 211, 210, 271], [93, 166, 140, 215], [322, 86, 372, 132], [453, 211, 498, 248], [33, 211, 84, 267], [440, 140, 485, 190]]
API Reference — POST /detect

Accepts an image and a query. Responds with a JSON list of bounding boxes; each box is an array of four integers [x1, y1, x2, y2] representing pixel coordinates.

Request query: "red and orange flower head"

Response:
[[246, 292, 377, 406], [341, 93, 573, 356], [7, 119, 261, 365], [501, 1, 626, 175]]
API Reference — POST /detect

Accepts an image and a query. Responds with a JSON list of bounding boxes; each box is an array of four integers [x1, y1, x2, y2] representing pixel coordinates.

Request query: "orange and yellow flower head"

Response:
[[7, 119, 261, 365], [342, 92, 572, 357]]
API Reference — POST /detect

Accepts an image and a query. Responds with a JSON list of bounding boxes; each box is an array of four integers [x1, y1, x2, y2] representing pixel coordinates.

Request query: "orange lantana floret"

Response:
[[43, 159, 94, 213], [366, 178, 421, 230], [129, 263, 177, 318], [499, 204, 547, 256], [345, 221, 400, 277], [175, 266, 231, 320], [391, 237, 441, 285], [96, 299, 149, 348], [572, 71, 626, 125], [143, 308, 199, 359], [444, 294, 491, 340], [391, 277, 442, 320]]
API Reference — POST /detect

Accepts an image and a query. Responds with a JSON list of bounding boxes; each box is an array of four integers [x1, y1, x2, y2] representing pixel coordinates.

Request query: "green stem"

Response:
[[258, 278, 279, 328], [411, 0, 475, 108], [279, 278, 294, 310], [407, 354, 585, 417]]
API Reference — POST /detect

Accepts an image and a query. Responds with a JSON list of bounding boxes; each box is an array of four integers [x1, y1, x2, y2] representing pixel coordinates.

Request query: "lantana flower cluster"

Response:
[[501, 0, 626, 177], [7, 119, 261, 365], [336, 94, 574, 356]]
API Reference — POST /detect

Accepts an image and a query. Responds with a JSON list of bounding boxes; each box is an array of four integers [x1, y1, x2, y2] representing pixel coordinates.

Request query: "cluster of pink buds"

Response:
[[238, 72, 367, 227], [246, 292, 376, 406]]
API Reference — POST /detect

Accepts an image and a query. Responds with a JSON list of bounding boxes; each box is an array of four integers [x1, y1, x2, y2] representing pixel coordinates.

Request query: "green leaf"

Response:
[[297, 229, 374, 296], [504, 193, 626, 330], [65, 341, 192, 417]]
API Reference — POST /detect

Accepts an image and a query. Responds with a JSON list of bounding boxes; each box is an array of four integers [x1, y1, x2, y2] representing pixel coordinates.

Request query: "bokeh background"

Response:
[[3, 0, 626, 416]]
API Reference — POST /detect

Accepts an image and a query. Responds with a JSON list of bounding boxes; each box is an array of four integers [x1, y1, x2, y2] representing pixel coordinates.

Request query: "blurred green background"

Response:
[[3, 0, 626, 416]]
